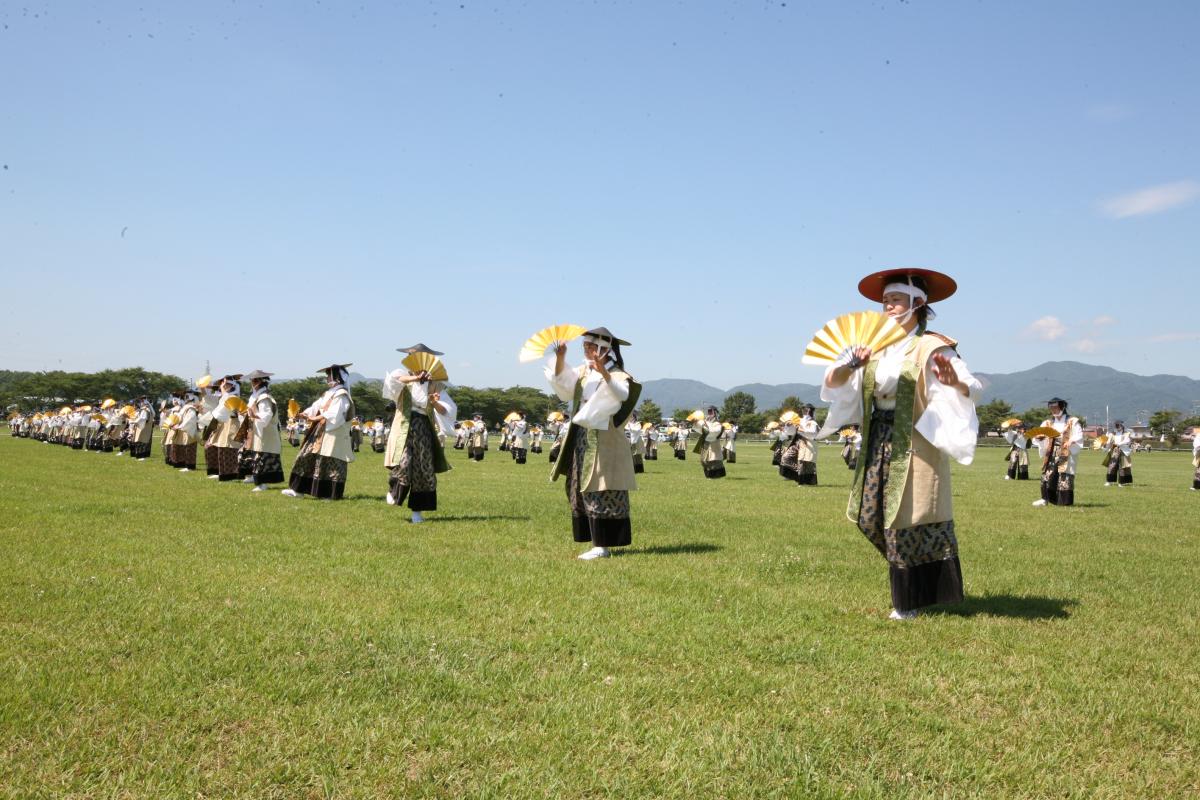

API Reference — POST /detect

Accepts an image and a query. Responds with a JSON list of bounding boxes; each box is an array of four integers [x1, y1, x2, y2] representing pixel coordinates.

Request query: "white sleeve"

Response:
[[433, 390, 457, 436], [572, 374, 628, 431], [914, 350, 980, 465], [1066, 420, 1084, 455], [321, 394, 350, 431], [254, 397, 275, 435], [212, 397, 232, 423], [818, 365, 863, 438], [546, 363, 581, 403], [1003, 430, 1016, 445], [383, 369, 407, 401]]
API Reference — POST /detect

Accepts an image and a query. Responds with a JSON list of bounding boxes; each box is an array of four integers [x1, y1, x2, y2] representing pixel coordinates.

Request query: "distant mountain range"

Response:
[[640, 362, 1200, 424]]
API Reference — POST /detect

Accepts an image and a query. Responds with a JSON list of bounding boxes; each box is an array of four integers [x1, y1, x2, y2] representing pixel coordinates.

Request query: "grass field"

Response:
[[2, 433, 1198, 798]]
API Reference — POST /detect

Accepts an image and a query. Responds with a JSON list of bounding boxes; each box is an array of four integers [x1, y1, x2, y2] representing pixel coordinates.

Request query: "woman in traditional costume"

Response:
[[1192, 431, 1200, 491], [548, 327, 641, 560], [129, 397, 154, 461], [238, 372, 272, 483], [821, 268, 980, 619], [672, 425, 689, 460], [782, 410, 820, 484], [383, 345, 457, 522], [509, 412, 529, 464], [1002, 421, 1029, 480], [1104, 421, 1133, 487], [530, 424, 544, 455], [467, 414, 488, 461], [171, 391, 200, 471], [1031, 398, 1083, 507], [692, 406, 726, 479], [243, 370, 284, 491], [207, 375, 245, 482], [625, 412, 646, 474], [282, 364, 355, 499]]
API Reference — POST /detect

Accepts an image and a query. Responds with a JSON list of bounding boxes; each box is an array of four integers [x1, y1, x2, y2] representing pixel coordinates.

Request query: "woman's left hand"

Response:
[[932, 353, 965, 393]]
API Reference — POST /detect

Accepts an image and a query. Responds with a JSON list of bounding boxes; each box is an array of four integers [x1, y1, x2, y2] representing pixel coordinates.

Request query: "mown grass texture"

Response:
[[1, 434, 1198, 799]]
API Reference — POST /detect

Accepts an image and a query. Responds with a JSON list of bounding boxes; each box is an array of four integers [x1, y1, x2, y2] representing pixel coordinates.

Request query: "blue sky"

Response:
[[2, 1, 1197, 390]]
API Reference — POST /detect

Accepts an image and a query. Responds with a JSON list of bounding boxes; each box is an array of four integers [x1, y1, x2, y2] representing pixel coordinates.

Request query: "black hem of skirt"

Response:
[[890, 557, 964, 612], [255, 471, 285, 485], [726, 453, 736, 463], [796, 473, 817, 485], [702, 462, 726, 479], [590, 517, 632, 548], [634, 463, 645, 473], [779, 467, 798, 481]]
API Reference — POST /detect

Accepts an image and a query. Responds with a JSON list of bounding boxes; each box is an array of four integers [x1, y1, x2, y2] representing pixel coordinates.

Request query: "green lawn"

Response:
[[1, 434, 1197, 798]]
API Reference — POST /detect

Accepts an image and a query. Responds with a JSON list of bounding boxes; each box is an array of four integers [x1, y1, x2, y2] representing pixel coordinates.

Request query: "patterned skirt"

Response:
[[1105, 452, 1133, 485], [388, 413, 437, 511], [214, 446, 241, 481], [779, 440, 800, 481], [129, 440, 152, 458], [289, 451, 349, 500], [254, 451, 285, 485], [237, 447, 256, 477], [1041, 465, 1075, 506], [857, 413, 963, 612], [566, 432, 631, 548], [204, 445, 220, 475], [172, 443, 197, 469]]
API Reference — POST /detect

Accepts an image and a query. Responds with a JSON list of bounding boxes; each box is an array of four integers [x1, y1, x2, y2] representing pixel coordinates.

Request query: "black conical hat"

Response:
[[396, 343, 444, 356], [583, 327, 631, 346]]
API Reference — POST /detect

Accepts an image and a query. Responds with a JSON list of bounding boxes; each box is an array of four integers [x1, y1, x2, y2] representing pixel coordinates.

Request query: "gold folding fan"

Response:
[[461, 420, 474, 429], [642, 422, 653, 431], [1000, 418, 1023, 430], [779, 411, 800, 425], [686, 410, 705, 423], [101, 398, 116, 410], [838, 427, 858, 438], [801, 311, 907, 366], [519, 324, 586, 363], [1024, 426, 1059, 439], [764, 421, 780, 432], [287, 398, 300, 420], [504, 411, 521, 423], [402, 351, 449, 382], [224, 396, 249, 414], [60, 406, 72, 415], [122, 405, 137, 419], [547, 411, 565, 422], [196, 374, 214, 389]]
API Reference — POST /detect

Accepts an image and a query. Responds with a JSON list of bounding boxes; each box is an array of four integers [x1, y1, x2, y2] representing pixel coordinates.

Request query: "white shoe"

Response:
[[1004, 475, 1011, 480], [179, 468, 190, 473], [208, 474, 220, 480], [385, 493, 395, 506], [242, 476, 255, 484], [411, 511, 424, 523], [1105, 482, 1112, 487], [137, 458, 146, 462], [281, 489, 298, 498], [1031, 499, 1047, 507], [114, 451, 122, 455], [577, 546, 610, 560], [251, 485, 267, 492], [888, 609, 918, 621]]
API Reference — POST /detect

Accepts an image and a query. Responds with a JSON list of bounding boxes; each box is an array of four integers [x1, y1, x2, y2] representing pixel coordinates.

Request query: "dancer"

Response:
[[383, 345, 456, 521], [1003, 421, 1030, 480], [548, 327, 640, 560], [283, 364, 355, 500], [691, 407, 726, 479], [821, 268, 980, 619], [1031, 398, 1083, 507], [1104, 421, 1133, 487], [243, 370, 284, 491]]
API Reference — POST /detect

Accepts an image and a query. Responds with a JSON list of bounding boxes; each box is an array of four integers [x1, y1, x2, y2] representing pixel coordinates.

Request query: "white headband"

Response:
[[581, 335, 611, 347], [882, 281, 927, 303]]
